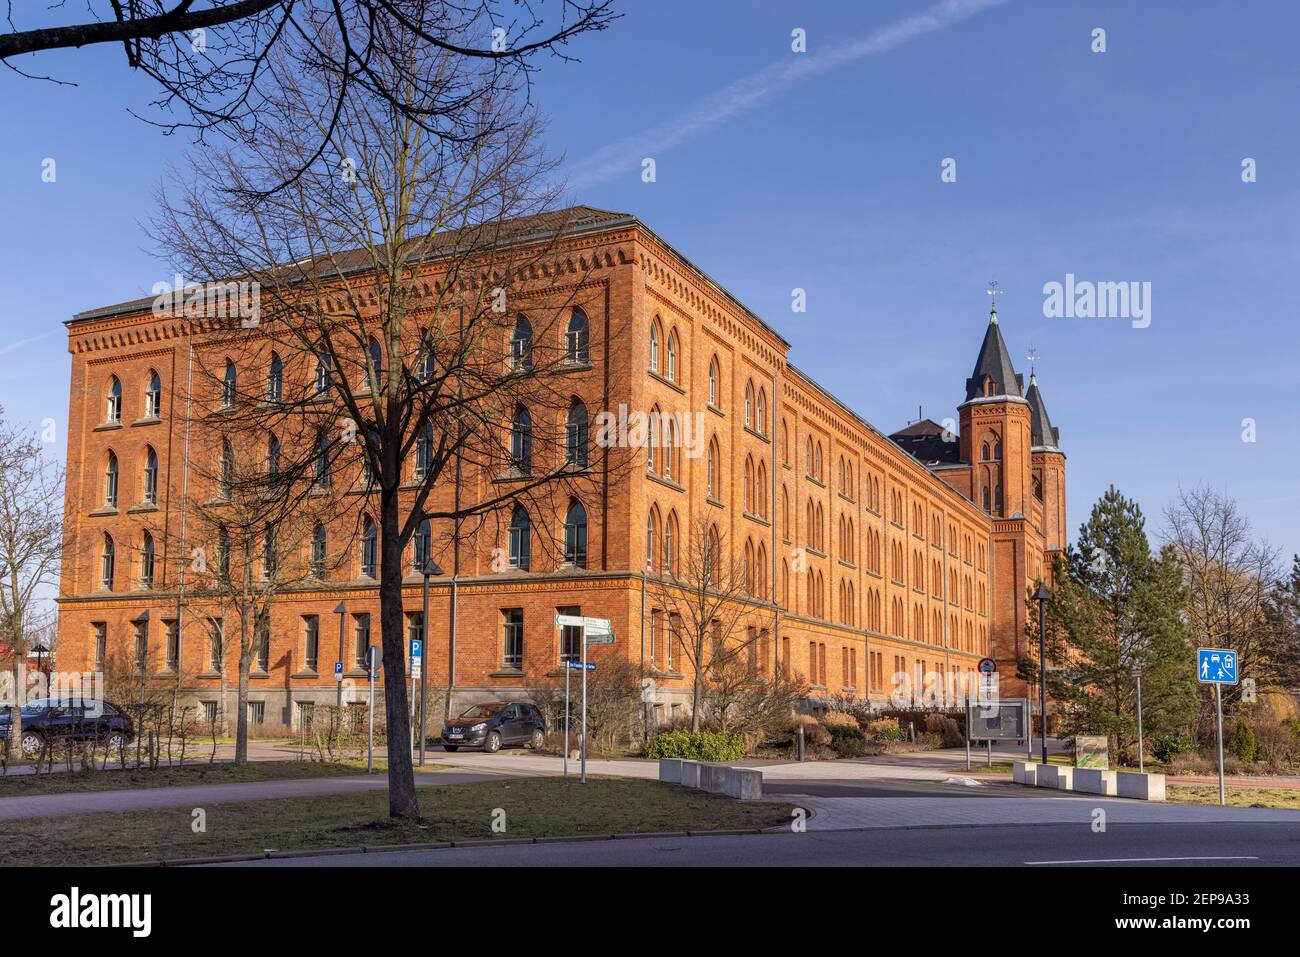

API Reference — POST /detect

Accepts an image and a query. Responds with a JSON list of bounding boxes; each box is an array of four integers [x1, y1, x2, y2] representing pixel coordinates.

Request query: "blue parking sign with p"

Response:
[[1197, 648, 1237, 684]]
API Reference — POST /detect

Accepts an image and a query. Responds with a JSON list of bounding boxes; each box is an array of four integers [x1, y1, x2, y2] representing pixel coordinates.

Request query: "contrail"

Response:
[[0, 333, 50, 357], [567, 0, 1010, 190]]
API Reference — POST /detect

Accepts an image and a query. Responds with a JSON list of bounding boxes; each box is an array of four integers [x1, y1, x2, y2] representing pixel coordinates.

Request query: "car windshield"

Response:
[[458, 704, 504, 719], [19, 699, 54, 716]]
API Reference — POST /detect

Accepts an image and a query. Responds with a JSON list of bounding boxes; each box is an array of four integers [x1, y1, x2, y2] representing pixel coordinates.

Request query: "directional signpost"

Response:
[[366, 646, 381, 774], [556, 614, 614, 783], [1198, 648, 1239, 806]]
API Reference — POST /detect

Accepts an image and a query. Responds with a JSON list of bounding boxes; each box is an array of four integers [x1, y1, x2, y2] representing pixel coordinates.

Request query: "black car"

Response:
[[441, 701, 545, 753], [0, 698, 134, 757]]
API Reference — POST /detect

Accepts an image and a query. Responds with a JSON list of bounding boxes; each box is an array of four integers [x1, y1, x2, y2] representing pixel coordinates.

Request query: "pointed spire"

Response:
[[1026, 374, 1061, 450], [964, 297, 1023, 401]]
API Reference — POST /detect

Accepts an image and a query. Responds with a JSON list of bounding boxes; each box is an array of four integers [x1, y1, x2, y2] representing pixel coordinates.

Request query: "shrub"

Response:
[[822, 711, 860, 733], [924, 714, 964, 748], [645, 730, 745, 762], [873, 724, 907, 743], [1252, 719, 1298, 768], [1152, 733, 1194, 764], [1230, 721, 1257, 764]]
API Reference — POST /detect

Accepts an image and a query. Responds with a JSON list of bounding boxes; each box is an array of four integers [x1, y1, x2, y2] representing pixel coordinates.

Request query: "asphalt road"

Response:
[[220, 822, 1300, 867]]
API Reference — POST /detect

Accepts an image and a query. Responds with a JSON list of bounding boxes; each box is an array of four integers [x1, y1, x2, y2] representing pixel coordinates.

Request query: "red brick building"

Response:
[[54, 206, 1064, 729]]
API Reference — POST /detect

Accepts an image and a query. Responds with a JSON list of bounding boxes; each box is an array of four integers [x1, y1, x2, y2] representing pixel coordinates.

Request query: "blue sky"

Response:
[[2, 0, 1298, 561]]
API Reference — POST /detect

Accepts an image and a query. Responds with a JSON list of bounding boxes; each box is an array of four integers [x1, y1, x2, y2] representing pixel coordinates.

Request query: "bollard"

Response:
[[797, 723, 806, 761]]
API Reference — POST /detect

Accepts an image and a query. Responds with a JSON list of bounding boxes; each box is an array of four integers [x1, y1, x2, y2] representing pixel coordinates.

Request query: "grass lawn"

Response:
[[1167, 784, 1300, 810], [964, 755, 1073, 775], [0, 759, 372, 797], [0, 777, 795, 866]]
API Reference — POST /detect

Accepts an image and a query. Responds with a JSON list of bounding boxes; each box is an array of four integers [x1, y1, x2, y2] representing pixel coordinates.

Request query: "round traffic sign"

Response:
[[977, 657, 997, 674]]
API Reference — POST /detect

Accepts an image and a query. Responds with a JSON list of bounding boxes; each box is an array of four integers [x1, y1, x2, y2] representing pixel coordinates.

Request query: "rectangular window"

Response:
[[819, 644, 827, 688], [649, 609, 663, 670], [809, 641, 818, 684], [92, 622, 107, 670], [303, 616, 320, 672], [781, 637, 791, 676], [667, 613, 681, 672], [202, 701, 218, 726], [406, 611, 425, 646], [256, 619, 269, 672], [841, 647, 849, 688], [247, 701, 265, 726], [208, 618, 224, 672], [850, 648, 858, 689], [353, 614, 371, 670], [165, 620, 180, 672], [502, 609, 523, 670], [558, 605, 581, 663]]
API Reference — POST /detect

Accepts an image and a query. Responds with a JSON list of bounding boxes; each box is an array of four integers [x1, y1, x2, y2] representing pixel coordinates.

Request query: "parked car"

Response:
[[0, 698, 134, 757], [441, 701, 545, 753]]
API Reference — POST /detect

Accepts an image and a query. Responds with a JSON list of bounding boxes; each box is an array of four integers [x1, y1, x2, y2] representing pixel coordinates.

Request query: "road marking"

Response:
[[1025, 855, 1259, 865]]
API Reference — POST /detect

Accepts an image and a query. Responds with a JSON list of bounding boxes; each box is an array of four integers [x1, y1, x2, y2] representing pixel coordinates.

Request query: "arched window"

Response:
[[781, 420, 790, 465], [413, 517, 431, 572], [140, 531, 155, 588], [666, 330, 678, 382], [744, 457, 754, 513], [706, 438, 717, 496], [981, 442, 990, 461], [706, 525, 722, 584], [221, 359, 237, 408], [993, 439, 1002, 460], [267, 353, 282, 402], [994, 485, 1003, 513], [982, 486, 991, 511], [756, 461, 767, 517], [649, 321, 660, 372], [744, 382, 754, 428], [756, 542, 767, 597], [106, 376, 122, 423], [314, 431, 329, 489], [142, 446, 158, 504], [415, 422, 433, 480], [101, 534, 115, 590], [262, 525, 276, 580], [564, 500, 588, 567], [216, 526, 230, 581], [265, 435, 280, 489], [509, 505, 531, 570], [314, 352, 332, 395], [646, 508, 659, 571], [311, 523, 327, 578], [510, 405, 532, 473], [217, 440, 233, 499], [814, 443, 822, 481], [566, 401, 588, 467], [145, 371, 162, 418], [511, 317, 533, 370], [708, 357, 719, 407], [367, 337, 383, 390], [805, 437, 813, 475], [416, 334, 435, 382], [104, 451, 119, 507], [756, 388, 766, 435], [665, 512, 678, 576], [360, 516, 377, 578], [566, 309, 589, 363]]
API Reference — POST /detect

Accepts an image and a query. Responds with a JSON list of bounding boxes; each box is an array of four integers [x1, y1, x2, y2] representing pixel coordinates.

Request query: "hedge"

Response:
[[645, 730, 745, 762]]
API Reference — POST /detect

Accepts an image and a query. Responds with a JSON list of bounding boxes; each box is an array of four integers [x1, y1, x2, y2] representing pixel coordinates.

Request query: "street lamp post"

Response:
[[1132, 666, 1145, 773], [420, 559, 443, 767], [334, 601, 347, 709], [1032, 581, 1052, 765]]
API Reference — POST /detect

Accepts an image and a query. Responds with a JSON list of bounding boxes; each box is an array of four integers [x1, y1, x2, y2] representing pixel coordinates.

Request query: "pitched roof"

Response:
[[69, 205, 637, 323], [889, 418, 963, 464], [1025, 373, 1061, 450], [963, 308, 1024, 401]]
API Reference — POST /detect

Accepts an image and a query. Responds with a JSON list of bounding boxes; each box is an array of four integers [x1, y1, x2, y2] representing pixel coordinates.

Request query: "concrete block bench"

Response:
[[1072, 768, 1117, 796], [723, 766, 764, 800], [1013, 761, 1042, 786], [1037, 765, 1074, 790], [679, 760, 702, 788], [1116, 770, 1165, 801], [658, 758, 684, 784], [699, 762, 729, 794]]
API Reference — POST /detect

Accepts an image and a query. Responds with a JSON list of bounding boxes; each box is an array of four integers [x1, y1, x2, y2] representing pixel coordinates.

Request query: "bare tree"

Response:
[[648, 519, 763, 732], [169, 440, 331, 762], [1, 2, 616, 189], [1164, 485, 1283, 709], [0, 409, 63, 760], [149, 17, 623, 817]]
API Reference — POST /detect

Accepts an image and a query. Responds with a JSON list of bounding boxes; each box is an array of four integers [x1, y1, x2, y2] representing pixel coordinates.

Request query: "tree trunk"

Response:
[[380, 487, 418, 819]]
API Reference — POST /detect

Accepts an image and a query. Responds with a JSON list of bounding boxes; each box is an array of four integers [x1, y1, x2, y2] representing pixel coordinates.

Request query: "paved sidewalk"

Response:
[[781, 793, 1300, 830], [0, 767, 511, 821]]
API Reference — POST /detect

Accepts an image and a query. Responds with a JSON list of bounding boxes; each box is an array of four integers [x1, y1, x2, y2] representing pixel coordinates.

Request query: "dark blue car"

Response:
[[0, 698, 134, 756], [441, 701, 545, 753]]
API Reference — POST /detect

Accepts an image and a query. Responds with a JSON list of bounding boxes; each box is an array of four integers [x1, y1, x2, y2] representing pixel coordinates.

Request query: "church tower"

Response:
[[958, 300, 1039, 688], [1026, 371, 1066, 581]]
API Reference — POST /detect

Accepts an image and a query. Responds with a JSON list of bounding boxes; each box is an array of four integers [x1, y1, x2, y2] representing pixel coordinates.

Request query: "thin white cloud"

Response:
[[0, 333, 50, 357], [567, 0, 1010, 189]]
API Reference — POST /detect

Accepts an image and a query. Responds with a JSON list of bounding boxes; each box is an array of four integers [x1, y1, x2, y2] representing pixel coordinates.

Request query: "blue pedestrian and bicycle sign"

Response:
[[1197, 648, 1238, 684]]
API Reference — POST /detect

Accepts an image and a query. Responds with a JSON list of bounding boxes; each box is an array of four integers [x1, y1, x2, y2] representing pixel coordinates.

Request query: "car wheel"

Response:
[[483, 731, 501, 754], [529, 728, 544, 750], [19, 731, 44, 757], [443, 745, 459, 752]]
